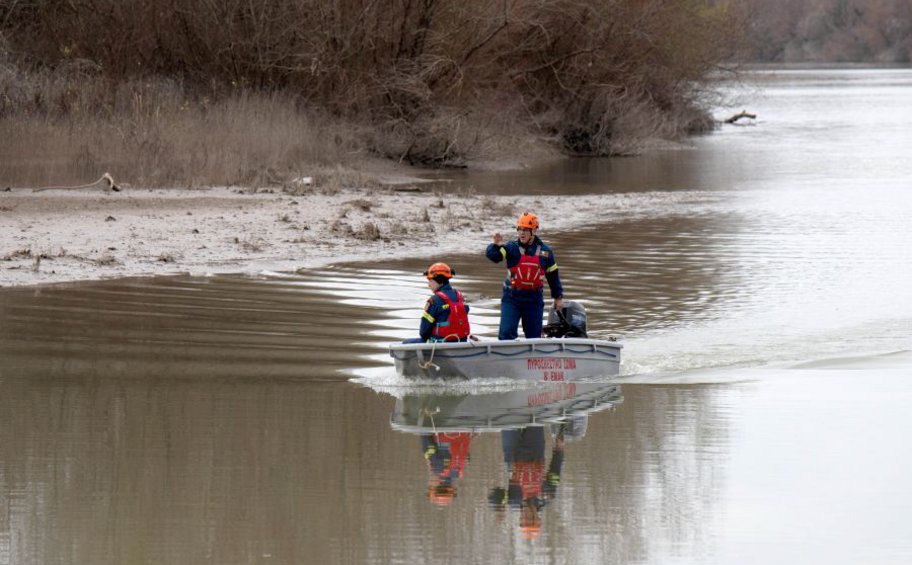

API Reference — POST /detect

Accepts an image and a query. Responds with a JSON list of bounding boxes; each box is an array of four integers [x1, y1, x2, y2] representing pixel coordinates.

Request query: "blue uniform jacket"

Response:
[[419, 283, 469, 342], [485, 236, 563, 301]]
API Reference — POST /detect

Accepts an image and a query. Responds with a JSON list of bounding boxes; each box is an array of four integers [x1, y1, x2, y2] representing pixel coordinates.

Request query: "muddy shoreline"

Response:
[[0, 184, 535, 288], [1, 184, 472, 287], [1, 178, 708, 288]]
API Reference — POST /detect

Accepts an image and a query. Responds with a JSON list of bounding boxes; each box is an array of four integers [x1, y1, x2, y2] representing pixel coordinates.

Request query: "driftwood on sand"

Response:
[[724, 111, 757, 124], [31, 173, 120, 192]]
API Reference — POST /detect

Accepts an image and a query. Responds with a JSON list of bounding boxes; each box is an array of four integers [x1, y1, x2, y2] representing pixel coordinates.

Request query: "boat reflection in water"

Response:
[[389, 381, 623, 536], [391, 381, 622, 433]]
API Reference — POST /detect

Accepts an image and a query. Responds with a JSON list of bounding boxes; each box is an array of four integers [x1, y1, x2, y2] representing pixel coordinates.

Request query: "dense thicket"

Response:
[[1, 0, 746, 164], [744, 0, 912, 62]]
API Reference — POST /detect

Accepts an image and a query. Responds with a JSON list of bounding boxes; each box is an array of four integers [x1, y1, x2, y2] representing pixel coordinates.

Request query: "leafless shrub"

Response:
[[440, 207, 473, 231], [0, 0, 751, 186], [743, 0, 912, 63], [233, 236, 266, 253], [355, 222, 381, 241], [345, 199, 373, 212], [2, 248, 32, 260], [388, 223, 409, 236], [329, 219, 353, 236], [94, 254, 118, 266], [480, 197, 514, 217]]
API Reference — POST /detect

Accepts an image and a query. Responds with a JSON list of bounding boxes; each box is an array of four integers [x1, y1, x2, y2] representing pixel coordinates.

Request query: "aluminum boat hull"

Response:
[[388, 337, 622, 381]]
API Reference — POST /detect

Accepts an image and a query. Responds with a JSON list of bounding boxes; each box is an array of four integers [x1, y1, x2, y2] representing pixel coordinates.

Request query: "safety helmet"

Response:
[[516, 212, 539, 231], [520, 510, 542, 539], [427, 485, 456, 506], [424, 262, 455, 280], [520, 524, 542, 539]]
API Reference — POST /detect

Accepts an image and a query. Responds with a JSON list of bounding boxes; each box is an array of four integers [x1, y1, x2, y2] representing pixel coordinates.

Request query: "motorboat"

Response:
[[389, 300, 621, 380], [388, 336, 622, 380]]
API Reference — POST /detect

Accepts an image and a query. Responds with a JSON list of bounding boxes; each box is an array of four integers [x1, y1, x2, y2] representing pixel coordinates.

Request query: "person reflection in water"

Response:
[[487, 425, 565, 539], [421, 431, 475, 507]]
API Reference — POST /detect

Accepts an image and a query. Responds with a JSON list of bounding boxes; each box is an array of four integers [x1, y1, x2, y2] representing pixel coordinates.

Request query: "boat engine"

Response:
[[552, 416, 589, 442], [543, 300, 588, 338]]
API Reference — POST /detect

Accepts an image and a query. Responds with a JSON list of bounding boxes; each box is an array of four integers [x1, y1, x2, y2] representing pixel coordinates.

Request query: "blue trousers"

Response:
[[498, 291, 544, 340], [501, 427, 546, 464]]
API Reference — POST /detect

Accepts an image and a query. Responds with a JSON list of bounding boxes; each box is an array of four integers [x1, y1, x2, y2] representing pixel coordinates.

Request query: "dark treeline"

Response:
[[1, 0, 745, 166], [744, 0, 912, 62]]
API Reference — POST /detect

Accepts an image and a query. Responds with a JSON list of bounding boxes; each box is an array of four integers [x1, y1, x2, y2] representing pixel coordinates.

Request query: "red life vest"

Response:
[[428, 432, 473, 479], [432, 290, 471, 340], [509, 246, 545, 290], [512, 460, 545, 499]]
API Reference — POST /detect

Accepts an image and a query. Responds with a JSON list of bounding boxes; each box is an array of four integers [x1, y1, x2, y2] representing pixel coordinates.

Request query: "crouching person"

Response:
[[403, 262, 471, 344]]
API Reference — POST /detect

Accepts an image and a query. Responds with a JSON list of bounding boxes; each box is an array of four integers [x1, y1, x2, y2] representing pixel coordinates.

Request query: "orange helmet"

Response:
[[427, 485, 456, 506], [424, 262, 455, 280], [520, 510, 542, 539], [520, 524, 542, 539], [516, 212, 539, 231], [519, 501, 541, 539]]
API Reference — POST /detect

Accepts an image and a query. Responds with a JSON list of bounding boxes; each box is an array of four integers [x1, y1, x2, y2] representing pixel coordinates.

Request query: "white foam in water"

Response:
[[346, 365, 537, 397], [618, 315, 912, 383]]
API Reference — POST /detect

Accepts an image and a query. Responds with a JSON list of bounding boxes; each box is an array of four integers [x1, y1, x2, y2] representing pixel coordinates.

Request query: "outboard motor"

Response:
[[551, 416, 589, 442], [543, 300, 588, 338]]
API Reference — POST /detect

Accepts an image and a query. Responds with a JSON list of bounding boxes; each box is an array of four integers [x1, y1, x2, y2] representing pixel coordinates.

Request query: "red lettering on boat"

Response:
[[527, 358, 563, 370], [526, 383, 577, 406]]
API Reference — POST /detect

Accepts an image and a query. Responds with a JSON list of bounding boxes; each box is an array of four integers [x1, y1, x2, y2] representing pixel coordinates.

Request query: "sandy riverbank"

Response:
[[1, 183, 459, 287], [0, 178, 707, 288], [0, 182, 525, 287]]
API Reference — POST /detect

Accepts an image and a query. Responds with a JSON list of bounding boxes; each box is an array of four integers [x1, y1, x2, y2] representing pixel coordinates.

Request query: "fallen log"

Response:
[[32, 172, 120, 192], [724, 110, 757, 124]]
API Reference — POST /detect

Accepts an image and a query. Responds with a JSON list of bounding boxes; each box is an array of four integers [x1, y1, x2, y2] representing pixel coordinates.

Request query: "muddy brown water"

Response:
[[2, 68, 912, 564]]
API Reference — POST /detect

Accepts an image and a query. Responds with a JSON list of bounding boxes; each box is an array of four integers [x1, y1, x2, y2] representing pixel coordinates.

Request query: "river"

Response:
[[1, 67, 911, 564]]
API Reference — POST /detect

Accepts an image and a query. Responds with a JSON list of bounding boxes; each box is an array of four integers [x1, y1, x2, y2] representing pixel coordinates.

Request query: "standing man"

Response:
[[486, 212, 563, 340]]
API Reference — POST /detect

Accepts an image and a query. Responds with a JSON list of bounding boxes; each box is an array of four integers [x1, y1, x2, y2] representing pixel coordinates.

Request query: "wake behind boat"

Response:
[[389, 336, 622, 380]]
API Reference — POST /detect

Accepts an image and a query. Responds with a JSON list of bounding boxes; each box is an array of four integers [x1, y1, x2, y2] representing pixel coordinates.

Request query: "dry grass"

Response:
[[0, 64, 555, 190], [0, 75, 372, 189]]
